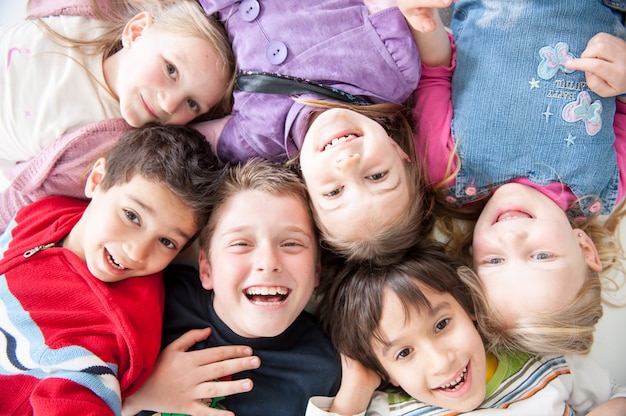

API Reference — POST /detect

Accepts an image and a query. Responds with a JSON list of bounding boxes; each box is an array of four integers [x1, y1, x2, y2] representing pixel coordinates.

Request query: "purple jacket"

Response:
[[201, 0, 421, 163]]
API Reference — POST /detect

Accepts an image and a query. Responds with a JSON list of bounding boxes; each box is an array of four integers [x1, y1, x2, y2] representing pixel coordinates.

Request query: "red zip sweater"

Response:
[[0, 196, 164, 415]]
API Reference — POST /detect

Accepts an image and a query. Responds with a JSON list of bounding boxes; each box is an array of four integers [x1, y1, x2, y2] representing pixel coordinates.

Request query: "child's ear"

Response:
[[84, 158, 106, 198], [122, 12, 153, 45], [575, 229, 602, 272], [198, 250, 214, 290]]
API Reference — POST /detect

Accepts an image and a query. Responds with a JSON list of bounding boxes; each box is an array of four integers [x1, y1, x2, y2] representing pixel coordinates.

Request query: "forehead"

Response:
[[213, 190, 313, 230]]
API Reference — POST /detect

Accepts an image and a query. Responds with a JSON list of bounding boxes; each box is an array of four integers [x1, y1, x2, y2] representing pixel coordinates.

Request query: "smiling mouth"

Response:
[[106, 249, 128, 270], [141, 96, 158, 120], [437, 366, 467, 392], [323, 133, 358, 151], [244, 286, 290, 306], [495, 209, 532, 224]]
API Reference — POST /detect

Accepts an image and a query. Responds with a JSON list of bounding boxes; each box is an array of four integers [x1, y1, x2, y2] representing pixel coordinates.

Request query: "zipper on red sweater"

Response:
[[23, 242, 56, 258]]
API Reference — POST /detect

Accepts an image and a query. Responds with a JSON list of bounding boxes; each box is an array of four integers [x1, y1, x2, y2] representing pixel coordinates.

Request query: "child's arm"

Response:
[[121, 328, 260, 416], [398, 0, 454, 67], [191, 116, 231, 158], [586, 398, 626, 416], [565, 32, 626, 101], [0, 119, 129, 234], [312, 354, 381, 416]]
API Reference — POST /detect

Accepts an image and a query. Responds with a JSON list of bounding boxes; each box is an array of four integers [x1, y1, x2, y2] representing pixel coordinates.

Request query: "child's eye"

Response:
[[125, 209, 140, 224], [532, 252, 553, 261], [435, 318, 450, 332], [282, 241, 303, 248], [486, 257, 504, 265], [324, 187, 343, 198], [395, 347, 413, 360], [231, 241, 250, 247], [159, 237, 176, 250], [366, 172, 387, 181], [166, 62, 178, 78], [187, 99, 199, 112]]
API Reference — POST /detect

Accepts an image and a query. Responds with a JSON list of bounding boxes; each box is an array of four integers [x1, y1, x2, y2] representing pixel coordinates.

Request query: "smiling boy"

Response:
[[126, 161, 341, 415], [0, 124, 222, 415]]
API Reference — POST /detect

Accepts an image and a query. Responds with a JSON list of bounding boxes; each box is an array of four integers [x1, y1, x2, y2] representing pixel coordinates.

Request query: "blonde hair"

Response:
[[441, 199, 626, 355], [291, 99, 436, 264], [460, 262, 602, 356], [29, 0, 236, 119]]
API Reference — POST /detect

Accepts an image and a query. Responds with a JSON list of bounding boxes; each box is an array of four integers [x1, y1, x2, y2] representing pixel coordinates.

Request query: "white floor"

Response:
[[2, 0, 626, 386]]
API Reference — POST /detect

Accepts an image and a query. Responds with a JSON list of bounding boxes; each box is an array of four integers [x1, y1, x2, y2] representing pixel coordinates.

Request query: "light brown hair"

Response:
[[198, 160, 318, 255], [291, 99, 436, 265]]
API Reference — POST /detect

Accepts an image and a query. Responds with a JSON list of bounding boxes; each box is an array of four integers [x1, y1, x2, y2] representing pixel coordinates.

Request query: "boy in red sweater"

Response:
[[0, 124, 222, 415]]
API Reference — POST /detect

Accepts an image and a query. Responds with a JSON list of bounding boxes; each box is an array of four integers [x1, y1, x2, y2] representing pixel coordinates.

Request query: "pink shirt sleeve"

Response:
[[614, 99, 626, 204], [0, 119, 130, 233], [412, 32, 456, 186]]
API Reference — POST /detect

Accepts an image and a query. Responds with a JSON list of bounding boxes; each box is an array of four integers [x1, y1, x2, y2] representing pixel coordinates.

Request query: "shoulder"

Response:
[[14, 196, 86, 234]]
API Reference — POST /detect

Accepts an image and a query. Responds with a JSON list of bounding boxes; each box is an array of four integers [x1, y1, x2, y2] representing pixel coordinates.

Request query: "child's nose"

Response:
[[426, 344, 456, 375], [334, 153, 361, 171], [123, 239, 149, 263], [498, 228, 528, 245], [157, 90, 184, 115], [254, 244, 282, 273]]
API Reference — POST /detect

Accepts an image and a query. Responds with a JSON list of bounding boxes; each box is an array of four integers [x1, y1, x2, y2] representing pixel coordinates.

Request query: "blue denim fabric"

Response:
[[449, 0, 625, 215]]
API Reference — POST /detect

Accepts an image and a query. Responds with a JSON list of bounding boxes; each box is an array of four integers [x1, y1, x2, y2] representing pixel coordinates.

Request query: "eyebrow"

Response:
[[221, 225, 314, 240], [130, 196, 193, 241], [380, 300, 451, 356], [320, 175, 402, 214]]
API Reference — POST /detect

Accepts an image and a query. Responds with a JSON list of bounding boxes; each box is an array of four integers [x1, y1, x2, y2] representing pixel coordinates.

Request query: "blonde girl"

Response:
[[1, 0, 235, 171], [411, 1, 626, 356]]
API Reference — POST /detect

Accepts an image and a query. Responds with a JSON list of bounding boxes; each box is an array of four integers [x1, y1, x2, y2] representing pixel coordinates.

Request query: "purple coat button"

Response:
[[266, 40, 288, 65], [239, 0, 260, 22]]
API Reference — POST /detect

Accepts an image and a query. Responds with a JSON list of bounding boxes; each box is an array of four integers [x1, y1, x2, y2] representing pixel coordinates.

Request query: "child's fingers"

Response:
[[567, 57, 626, 97], [197, 377, 254, 404], [167, 327, 213, 352], [188, 343, 255, 367], [196, 354, 261, 383], [399, 0, 453, 32]]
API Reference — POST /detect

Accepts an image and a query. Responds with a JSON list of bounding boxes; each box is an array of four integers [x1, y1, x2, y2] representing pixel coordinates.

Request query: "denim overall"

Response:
[[450, 0, 625, 215]]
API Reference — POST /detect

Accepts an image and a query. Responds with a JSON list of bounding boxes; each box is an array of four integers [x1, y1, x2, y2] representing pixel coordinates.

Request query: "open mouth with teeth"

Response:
[[437, 366, 467, 392], [494, 209, 532, 224], [244, 286, 290, 306], [106, 249, 127, 270], [322, 133, 358, 151]]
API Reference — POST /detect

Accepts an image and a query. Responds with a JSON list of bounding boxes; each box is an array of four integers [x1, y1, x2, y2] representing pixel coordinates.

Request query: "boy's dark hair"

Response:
[[317, 239, 476, 381], [100, 123, 223, 230]]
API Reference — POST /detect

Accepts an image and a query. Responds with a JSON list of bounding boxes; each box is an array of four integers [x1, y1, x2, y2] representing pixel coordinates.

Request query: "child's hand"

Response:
[[565, 33, 626, 98], [398, 0, 455, 33], [328, 354, 381, 415], [121, 328, 260, 416]]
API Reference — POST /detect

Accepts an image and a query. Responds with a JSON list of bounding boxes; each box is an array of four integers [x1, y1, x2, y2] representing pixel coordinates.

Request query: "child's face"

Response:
[[299, 108, 411, 242], [472, 183, 602, 323], [373, 283, 486, 412], [66, 159, 197, 283], [198, 190, 320, 338], [108, 13, 229, 127]]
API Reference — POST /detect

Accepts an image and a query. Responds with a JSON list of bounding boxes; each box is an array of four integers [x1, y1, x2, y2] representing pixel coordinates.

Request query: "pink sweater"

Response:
[[0, 119, 131, 233]]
